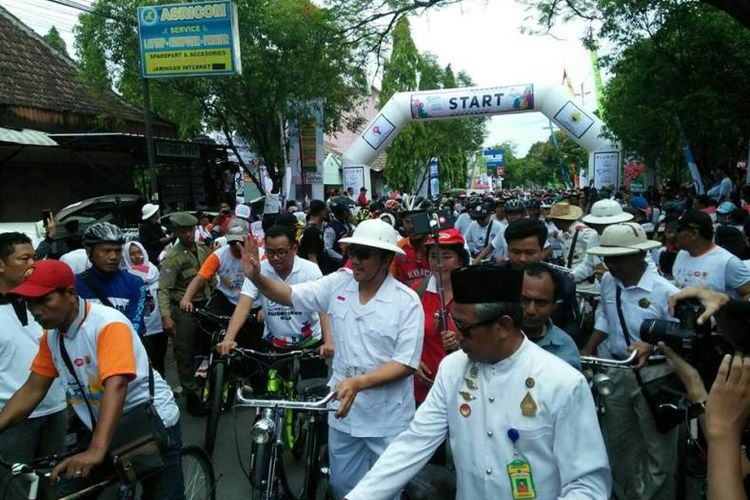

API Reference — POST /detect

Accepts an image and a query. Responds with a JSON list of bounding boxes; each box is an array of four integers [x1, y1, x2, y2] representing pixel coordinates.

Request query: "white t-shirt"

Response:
[[60, 248, 91, 274], [241, 255, 323, 347], [454, 213, 472, 236], [465, 219, 504, 259], [673, 245, 750, 297], [0, 303, 67, 417]]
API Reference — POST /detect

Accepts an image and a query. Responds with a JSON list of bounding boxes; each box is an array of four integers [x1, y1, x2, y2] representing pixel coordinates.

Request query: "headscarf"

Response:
[[122, 241, 159, 286]]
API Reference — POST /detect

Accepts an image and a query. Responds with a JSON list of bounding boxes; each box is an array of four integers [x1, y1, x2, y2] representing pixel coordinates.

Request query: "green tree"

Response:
[[42, 26, 68, 57], [74, 0, 368, 192], [378, 17, 429, 191], [519, 0, 750, 36], [603, 3, 750, 178], [379, 18, 486, 192]]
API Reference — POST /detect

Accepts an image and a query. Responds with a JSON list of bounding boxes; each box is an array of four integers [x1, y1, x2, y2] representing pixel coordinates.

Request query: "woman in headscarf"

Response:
[[122, 240, 167, 376]]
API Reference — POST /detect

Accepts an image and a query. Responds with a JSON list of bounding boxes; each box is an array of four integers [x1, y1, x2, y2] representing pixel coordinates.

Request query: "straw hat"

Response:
[[548, 202, 583, 221]]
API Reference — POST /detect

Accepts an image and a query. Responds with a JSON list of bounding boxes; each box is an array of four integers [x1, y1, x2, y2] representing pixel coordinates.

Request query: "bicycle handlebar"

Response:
[[234, 389, 337, 411], [232, 347, 319, 360], [194, 308, 233, 324], [580, 350, 639, 368]]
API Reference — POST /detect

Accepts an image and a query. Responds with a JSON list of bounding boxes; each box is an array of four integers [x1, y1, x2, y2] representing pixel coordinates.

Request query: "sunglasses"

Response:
[[449, 312, 498, 337], [348, 245, 375, 260]]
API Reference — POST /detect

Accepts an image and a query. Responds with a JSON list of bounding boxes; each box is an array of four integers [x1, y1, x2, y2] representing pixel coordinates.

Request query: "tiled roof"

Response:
[[0, 6, 151, 123]]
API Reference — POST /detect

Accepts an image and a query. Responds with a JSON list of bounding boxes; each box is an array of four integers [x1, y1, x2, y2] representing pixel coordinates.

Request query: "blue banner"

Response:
[[483, 148, 505, 171], [137, 1, 242, 78]]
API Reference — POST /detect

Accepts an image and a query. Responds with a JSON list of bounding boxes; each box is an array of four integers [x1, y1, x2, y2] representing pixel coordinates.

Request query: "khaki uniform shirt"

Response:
[[157, 240, 212, 313]]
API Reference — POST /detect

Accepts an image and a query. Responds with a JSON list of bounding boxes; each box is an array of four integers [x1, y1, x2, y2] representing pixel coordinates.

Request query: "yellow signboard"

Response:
[[144, 48, 232, 75]]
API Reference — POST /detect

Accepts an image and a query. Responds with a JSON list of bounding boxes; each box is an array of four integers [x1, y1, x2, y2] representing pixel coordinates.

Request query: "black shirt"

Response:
[[139, 222, 168, 265], [299, 224, 323, 258]]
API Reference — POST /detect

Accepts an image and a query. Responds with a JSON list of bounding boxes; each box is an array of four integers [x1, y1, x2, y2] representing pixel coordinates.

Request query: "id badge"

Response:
[[507, 458, 536, 499]]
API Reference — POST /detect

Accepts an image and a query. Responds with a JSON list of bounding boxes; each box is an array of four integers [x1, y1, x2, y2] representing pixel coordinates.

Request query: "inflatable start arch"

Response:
[[343, 84, 621, 189]]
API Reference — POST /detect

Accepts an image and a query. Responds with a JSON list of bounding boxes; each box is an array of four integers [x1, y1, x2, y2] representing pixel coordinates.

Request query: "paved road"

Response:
[[100, 346, 706, 499]]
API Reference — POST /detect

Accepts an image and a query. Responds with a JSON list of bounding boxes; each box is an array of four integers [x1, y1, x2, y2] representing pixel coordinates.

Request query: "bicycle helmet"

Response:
[[384, 199, 402, 212], [525, 199, 541, 209], [379, 212, 397, 227], [354, 208, 372, 225], [328, 196, 352, 218], [505, 199, 526, 214], [717, 201, 738, 215], [83, 222, 125, 246]]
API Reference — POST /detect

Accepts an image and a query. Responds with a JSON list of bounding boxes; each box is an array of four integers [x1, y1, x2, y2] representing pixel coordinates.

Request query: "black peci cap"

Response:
[[450, 266, 523, 304]]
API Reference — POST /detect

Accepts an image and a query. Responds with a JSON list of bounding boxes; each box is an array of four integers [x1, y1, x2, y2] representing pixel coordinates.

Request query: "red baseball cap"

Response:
[[425, 228, 465, 246], [9, 260, 75, 298]]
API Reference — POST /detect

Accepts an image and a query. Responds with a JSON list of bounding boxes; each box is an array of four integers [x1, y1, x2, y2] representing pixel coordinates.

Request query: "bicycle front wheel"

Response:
[[204, 361, 226, 457], [182, 445, 216, 500]]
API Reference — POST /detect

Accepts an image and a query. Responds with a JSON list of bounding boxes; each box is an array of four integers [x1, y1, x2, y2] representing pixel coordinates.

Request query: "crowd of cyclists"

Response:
[[1, 168, 750, 498]]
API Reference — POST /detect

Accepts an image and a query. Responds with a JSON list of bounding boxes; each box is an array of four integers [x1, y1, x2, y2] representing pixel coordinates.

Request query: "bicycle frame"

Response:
[[232, 348, 320, 451], [235, 391, 336, 500]]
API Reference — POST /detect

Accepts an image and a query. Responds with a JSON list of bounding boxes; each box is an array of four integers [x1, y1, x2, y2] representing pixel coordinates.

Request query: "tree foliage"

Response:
[[378, 17, 486, 192], [42, 26, 68, 57], [520, 0, 750, 38], [74, 0, 369, 192], [490, 131, 587, 188], [603, 3, 750, 177]]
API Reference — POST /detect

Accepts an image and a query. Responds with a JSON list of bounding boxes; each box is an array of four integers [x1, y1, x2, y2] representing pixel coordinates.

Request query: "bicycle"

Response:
[[234, 386, 335, 500], [581, 350, 701, 499], [231, 347, 331, 500], [194, 308, 239, 457], [0, 446, 215, 500]]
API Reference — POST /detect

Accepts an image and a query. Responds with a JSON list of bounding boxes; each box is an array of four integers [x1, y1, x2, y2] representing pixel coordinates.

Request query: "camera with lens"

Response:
[[640, 299, 711, 357], [409, 209, 454, 236]]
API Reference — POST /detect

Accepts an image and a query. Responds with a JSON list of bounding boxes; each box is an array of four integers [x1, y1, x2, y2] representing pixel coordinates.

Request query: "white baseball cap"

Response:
[[339, 219, 405, 254], [582, 199, 633, 225], [587, 222, 662, 257]]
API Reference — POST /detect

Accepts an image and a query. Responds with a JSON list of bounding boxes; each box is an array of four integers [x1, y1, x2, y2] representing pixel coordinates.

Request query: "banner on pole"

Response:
[[429, 158, 440, 200], [593, 151, 620, 189]]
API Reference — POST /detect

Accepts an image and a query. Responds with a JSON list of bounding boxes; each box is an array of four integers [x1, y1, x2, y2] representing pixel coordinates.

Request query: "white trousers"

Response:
[[329, 427, 400, 500]]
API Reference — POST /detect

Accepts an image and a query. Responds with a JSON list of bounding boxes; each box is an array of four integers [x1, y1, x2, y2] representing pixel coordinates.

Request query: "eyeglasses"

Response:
[[448, 312, 498, 337], [348, 245, 374, 260], [265, 248, 291, 259]]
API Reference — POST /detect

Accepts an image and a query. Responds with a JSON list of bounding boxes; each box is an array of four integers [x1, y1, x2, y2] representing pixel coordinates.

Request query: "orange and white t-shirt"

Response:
[[31, 299, 179, 430], [197, 245, 245, 304]]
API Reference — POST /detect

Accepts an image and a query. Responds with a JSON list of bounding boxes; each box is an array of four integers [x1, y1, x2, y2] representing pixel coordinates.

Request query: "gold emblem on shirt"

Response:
[[521, 392, 537, 417], [638, 298, 651, 308]]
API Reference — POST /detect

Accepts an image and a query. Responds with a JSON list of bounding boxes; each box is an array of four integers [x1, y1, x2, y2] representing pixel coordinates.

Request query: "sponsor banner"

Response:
[[362, 114, 396, 150], [411, 85, 534, 120], [138, 1, 241, 78], [553, 101, 595, 139], [593, 151, 621, 189]]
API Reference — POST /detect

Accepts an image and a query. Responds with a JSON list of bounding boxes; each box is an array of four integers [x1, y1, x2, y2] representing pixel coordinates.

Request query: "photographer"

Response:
[[658, 342, 750, 500], [581, 222, 679, 500]]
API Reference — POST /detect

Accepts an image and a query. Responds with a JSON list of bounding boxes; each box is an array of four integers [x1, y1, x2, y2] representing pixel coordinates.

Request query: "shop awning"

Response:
[[0, 127, 57, 146]]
